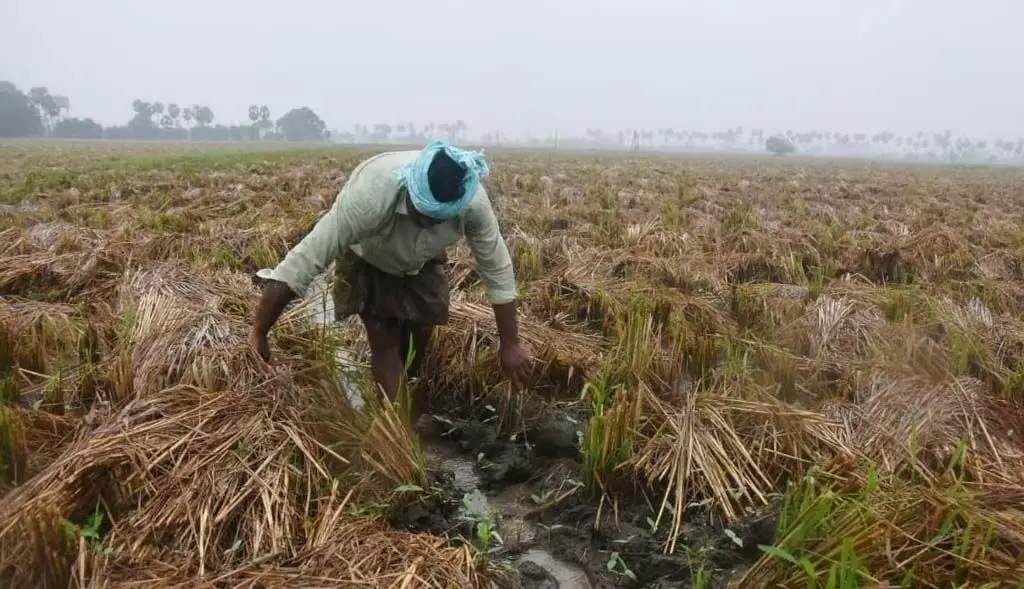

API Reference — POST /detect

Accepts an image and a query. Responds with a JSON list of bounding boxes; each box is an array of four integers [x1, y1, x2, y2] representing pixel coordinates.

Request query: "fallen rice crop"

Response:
[[1, 140, 1024, 587]]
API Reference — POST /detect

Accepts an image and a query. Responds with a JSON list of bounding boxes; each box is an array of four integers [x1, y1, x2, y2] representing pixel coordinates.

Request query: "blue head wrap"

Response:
[[399, 140, 490, 220]]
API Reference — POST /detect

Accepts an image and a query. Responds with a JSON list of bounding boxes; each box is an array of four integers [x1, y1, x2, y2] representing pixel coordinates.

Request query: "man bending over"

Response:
[[249, 140, 531, 403]]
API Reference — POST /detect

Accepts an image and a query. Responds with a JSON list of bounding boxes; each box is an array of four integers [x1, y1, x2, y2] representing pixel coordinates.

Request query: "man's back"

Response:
[[256, 149, 515, 305]]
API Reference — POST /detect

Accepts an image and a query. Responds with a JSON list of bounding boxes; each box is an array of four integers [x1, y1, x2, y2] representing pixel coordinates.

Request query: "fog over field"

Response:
[[3, 0, 1023, 159]]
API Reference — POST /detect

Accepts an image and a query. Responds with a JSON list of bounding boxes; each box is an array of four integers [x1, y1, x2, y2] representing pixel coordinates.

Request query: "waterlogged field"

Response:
[[2, 140, 1024, 588]]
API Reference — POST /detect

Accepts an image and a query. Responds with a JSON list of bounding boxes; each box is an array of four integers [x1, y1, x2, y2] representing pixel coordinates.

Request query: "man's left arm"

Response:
[[463, 190, 531, 385]]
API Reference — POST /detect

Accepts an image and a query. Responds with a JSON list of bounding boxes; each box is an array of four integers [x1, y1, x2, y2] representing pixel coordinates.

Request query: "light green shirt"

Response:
[[256, 150, 517, 304]]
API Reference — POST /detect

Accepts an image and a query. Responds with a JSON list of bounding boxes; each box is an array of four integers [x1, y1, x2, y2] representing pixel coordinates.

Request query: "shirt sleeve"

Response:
[[255, 162, 390, 297], [463, 188, 518, 304]]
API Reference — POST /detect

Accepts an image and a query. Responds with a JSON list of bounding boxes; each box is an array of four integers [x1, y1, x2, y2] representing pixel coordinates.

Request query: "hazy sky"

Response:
[[4, 0, 1023, 138]]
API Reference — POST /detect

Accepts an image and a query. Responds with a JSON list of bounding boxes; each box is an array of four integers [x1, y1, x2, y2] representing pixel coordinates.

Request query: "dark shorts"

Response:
[[331, 249, 450, 326]]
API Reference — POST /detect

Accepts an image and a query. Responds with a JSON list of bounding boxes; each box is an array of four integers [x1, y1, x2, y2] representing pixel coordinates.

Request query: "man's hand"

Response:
[[249, 328, 271, 363], [492, 300, 530, 387], [499, 340, 531, 388], [250, 280, 296, 364]]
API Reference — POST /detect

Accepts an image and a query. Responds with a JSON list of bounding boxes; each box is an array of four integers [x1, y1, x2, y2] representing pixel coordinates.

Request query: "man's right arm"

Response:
[[250, 165, 388, 352]]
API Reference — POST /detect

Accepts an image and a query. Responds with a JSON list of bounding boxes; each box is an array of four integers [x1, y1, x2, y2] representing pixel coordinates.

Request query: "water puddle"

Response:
[[421, 439, 591, 589], [519, 549, 592, 589], [421, 439, 482, 494]]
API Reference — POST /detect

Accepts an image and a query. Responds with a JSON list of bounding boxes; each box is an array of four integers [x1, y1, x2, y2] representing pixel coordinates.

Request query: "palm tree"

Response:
[[258, 106, 271, 138], [168, 103, 181, 127], [151, 102, 165, 124], [182, 107, 194, 139], [248, 105, 260, 140]]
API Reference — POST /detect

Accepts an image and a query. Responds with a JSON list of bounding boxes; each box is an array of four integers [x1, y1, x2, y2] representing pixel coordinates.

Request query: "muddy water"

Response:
[[421, 439, 481, 493], [421, 440, 591, 589], [519, 549, 593, 589], [305, 277, 590, 587]]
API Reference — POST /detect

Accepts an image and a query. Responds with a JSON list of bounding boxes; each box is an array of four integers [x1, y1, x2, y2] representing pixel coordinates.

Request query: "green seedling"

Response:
[[60, 502, 112, 556], [606, 551, 637, 582]]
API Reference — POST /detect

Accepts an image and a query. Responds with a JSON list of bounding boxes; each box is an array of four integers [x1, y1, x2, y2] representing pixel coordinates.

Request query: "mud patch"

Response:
[[412, 412, 773, 588]]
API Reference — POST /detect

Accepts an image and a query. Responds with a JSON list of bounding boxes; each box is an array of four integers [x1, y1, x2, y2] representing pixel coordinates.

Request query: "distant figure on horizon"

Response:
[[248, 141, 532, 409], [630, 130, 640, 153]]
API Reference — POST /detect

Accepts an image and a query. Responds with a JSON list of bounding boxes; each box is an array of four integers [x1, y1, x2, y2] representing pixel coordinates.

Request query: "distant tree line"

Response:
[[3, 80, 1023, 163], [578, 127, 1024, 162], [0, 81, 330, 142], [333, 121, 470, 145], [0, 81, 473, 146]]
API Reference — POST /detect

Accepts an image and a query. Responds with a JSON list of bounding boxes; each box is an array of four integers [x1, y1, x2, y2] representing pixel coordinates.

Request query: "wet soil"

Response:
[[393, 413, 778, 589]]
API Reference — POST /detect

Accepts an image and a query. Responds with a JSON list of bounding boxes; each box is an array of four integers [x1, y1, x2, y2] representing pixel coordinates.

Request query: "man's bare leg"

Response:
[[360, 314, 402, 401]]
